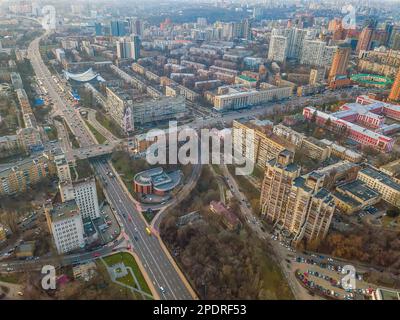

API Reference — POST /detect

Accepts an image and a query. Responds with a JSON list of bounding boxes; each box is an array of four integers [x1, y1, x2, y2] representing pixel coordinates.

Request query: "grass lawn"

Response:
[[0, 273, 20, 284], [95, 260, 143, 300], [45, 124, 58, 141], [74, 159, 94, 179], [103, 252, 152, 296], [85, 120, 106, 144]]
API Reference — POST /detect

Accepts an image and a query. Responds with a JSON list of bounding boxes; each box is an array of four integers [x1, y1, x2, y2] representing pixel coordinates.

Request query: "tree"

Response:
[[325, 117, 332, 128], [387, 209, 400, 218]]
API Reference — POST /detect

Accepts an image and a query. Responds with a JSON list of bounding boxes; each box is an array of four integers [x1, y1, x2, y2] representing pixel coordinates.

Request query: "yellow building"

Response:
[[301, 137, 332, 161], [233, 119, 295, 168], [0, 224, 6, 242], [0, 153, 56, 196], [357, 166, 400, 208], [260, 151, 335, 244]]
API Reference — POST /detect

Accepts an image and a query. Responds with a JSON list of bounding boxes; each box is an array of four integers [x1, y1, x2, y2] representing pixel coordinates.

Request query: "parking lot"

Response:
[[93, 204, 121, 244], [293, 256, 377, 300]]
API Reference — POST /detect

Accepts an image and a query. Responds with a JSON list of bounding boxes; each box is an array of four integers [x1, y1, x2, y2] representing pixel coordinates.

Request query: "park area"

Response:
[[101, 252, 152, 299]]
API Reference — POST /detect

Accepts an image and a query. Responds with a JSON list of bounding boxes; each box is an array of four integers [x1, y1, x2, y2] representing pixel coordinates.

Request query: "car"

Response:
[[159, 286, 166, 294], [93, 253, 100, 258]]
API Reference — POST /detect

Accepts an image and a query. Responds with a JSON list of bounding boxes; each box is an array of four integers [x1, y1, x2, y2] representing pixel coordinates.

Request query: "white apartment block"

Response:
[[45, 200, 85, 254], [268, 28, 307, 62], [300, 40, 337, 67], [268, 35, 288, 63], [59, 178, 100, 220]]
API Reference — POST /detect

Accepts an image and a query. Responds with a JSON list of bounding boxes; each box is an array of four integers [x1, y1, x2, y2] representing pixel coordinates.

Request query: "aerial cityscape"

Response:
[[1, 0, 400, 305]]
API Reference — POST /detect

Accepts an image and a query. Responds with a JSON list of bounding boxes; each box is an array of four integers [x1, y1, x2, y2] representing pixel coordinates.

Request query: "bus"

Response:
[[145, 227, 152, 236]]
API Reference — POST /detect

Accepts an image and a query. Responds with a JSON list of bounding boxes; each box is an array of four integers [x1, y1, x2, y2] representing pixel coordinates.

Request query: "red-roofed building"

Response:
[[209, 201, 241, 230]]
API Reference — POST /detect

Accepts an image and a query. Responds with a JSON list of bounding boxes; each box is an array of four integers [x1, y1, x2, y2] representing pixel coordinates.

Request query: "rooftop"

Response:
[[134, 167, 182, 192], [336, 180, 381, 202], [49, 200, 80, 223], [360, 166, 400, 192]]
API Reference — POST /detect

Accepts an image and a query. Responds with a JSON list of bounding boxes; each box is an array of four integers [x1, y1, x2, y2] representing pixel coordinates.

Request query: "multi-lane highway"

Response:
[[92, 159, 194, 299], [27, 33, 195, 300]]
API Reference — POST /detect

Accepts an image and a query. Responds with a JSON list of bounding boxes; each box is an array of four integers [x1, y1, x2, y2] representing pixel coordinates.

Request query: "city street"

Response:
[[26, 32, 196, 300]]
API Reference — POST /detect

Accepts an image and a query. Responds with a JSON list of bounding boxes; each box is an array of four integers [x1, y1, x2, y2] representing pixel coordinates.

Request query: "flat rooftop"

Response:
[[360, 166, 400, 192], [336, 180, 380, 202], [49, 200, 80, 223]]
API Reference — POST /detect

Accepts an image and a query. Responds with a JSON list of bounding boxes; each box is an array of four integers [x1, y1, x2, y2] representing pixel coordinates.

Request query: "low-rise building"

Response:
[[301, 137, 332, 161], [332, 180, 381, 214], [0, 135, 21, 158], [15, 241, 36, 258], [0, 153, 56, 196], [213, 84, 292, 111], [357, 166, 400, 208], [133, 167, 182, 195], [319, 139, 363, 163], [209, 201, 241, 230]]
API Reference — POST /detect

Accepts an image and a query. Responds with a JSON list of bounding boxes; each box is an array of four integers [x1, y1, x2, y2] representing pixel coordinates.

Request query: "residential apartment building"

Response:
[[300, 40, 337, 68], [357, 166, 400, 208], [45, 200, 85, 254], [358, 48, 400, 78], [233, 119, 294, 168], [0, 153, 56, 196], [268, 28, 307, 63], [260, 151, 300, 222], [272, 124, 331, 161], [301, 137, 332, 161], [268, 35, 288, 63], [260, 151, 335, 244], [104, 86, 186, 133], [59, 178, 100, 220]]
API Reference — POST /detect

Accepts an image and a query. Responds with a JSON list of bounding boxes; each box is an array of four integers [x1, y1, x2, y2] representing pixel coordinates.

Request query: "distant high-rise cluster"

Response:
[[116, 35, 140, 61]]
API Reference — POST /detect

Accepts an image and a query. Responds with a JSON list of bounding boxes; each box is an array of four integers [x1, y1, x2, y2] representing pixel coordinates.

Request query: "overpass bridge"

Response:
[[69, 143, 116, 160]]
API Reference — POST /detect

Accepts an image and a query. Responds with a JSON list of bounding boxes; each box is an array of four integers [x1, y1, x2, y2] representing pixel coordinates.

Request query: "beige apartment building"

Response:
[[233, 119, 295, 168], [260, 151, 335, 244], [357, 166, 400, 208]]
